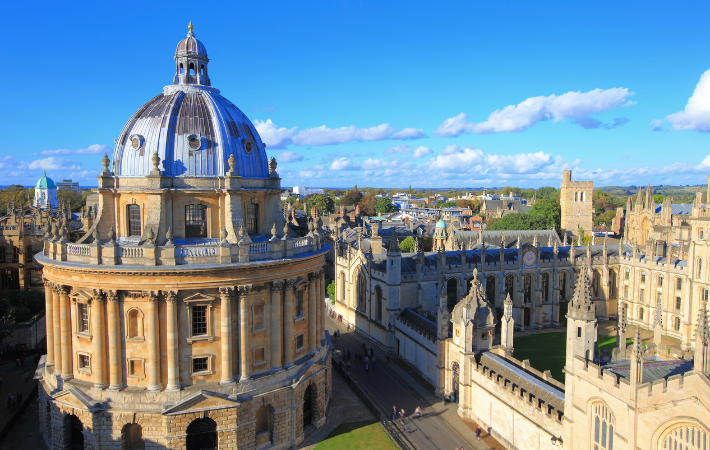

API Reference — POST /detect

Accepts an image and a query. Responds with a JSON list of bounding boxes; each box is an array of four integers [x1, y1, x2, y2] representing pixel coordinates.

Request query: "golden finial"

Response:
[[188, 21, 194, 33]]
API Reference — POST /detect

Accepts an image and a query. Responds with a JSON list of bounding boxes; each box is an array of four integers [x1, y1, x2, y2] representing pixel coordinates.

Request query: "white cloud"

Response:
[[391, 128, 426, 140], [412, 146, 432, 159], [434, 88, 635, 136], [665, 69, 710, 132], [36, 144, 110, 156], [254, 119, 298, 150], [292, 123, 395, 146], [25, 157, 81, 171], [329, 158, 361, 171], [276, 151, 304, 163], [384, 144, 411, 155], [75, 144, 111, 155]]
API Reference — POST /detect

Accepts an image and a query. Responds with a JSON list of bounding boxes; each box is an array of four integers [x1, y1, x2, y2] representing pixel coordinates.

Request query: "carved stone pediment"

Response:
[[183, 292, 217, 304], [163, 391, 238, 415]]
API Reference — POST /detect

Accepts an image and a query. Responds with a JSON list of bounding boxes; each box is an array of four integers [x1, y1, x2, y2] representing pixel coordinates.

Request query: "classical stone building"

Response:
[[36, 24, 330, 450], [560, 170, 593, 236]]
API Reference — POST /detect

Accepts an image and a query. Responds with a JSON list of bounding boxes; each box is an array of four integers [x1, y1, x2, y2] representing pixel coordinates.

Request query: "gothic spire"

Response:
[[387, 226, 400, 254], [568, 266, 595, 321]]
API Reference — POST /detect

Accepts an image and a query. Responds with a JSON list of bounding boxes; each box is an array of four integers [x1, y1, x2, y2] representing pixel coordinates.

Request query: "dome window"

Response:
[[242, 138, 255, 155], [187, 134, 202, 150], [129, 135, 144, 150]]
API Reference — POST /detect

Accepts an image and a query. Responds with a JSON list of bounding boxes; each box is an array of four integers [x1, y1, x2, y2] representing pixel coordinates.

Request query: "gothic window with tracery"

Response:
[[660, 423, 709, 450], [592, 402, 615, 450], [541, 273, 549, 302], [523, 273, 533, 303], [356, 272, 366, 313], [505, 274, 515, 301]]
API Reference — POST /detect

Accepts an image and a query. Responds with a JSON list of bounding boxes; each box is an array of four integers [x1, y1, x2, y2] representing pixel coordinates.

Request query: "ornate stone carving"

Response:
[[236, 285, 252, 296], [252, 284, 268, 293], [106, 290, 119, 302], [163, 290, 178, 302], [271, 280, 284, 292], [124, 291, 146, 299], [92, 289, 105, 301], [144, 291, 159, 301], [219, 287, 234, 298], [285, 278, 297, 289]]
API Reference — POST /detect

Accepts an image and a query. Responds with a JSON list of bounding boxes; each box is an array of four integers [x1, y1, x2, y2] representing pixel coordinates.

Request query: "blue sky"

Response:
[[3, 1, 710, 188]]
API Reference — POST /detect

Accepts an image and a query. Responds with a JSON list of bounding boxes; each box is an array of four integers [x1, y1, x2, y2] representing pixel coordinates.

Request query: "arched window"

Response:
[[185, 204, 207, 238], [180, 63, 184, 74], [505, 274, 515, 301], [446, 278, 458, 311], [575, 192, 579, 202], [296, 290, 304, 317], [639, 307, 644, 321], [676, 278, 682, 291], [541, 273, 549, 302], [246, 202, 259, 234], [523, 273, 533, 303], [674, 317, 681, 331], [560, 271, 567, 301], [592, 270, 601, 298], [356, 272, 366, 312], [658, 275, 663, 288], [188, 62, 195, 75], [186, 418, 217, 450], [127, 204, 141, 236], [12, 247, 18, 263], [675, 296, 682, 310], [640, 271, 646, 283], [485, 275, 496, 304], [127, 309, 143, 339], [624, 269, 630, 280], [591, 402, 615, 450], [659, 423, 709, 450], [255, 405, 274, 446], [200, 64, 205, 76], [253, 300, 265, 329], [609, 269, 617, 298], [339, 272, 345, 303], [122, 423, 144, 450], [375, 286, 383, 322]]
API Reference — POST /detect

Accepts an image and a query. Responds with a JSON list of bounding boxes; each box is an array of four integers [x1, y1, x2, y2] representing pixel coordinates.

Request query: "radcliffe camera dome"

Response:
[[113, 23, 268, 178]]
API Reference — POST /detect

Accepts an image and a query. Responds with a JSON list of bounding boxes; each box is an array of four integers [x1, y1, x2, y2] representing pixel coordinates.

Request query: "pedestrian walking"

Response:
[[392, 406, 397, 421], [475, 427, 482, 440], [23, 371, 29, 383], [399, 408, 405, 426], [414, 406, 422, 420], [365, 363, 369, 375], [364, 356, 369, 366], [443, 394, 447, 406]]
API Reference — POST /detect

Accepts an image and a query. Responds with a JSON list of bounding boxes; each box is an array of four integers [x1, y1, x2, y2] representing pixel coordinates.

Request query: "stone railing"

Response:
[[40, 233, 326, 267]]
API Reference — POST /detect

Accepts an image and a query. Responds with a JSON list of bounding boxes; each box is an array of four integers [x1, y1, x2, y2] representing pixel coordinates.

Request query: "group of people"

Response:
[[392, 405, 423, 423], [342, 345, 378, 375]]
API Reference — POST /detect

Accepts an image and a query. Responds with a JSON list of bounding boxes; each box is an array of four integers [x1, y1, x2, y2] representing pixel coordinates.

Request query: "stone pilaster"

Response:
[[44, 281, 54, 366], [91, 290, 107, 389], [106, 290, 123, 390], [219, 287, 235, 385], [308, 274, 317, 354], [238, 285, 251, 381], [319, 269, 325, 346], [58, 285, 72, 379], [164, 290, 180, 391], [146, 291, 161, 392], [283, 279, 295, 368], [270, 281, 283, 371], [51, 284, 62, 375]]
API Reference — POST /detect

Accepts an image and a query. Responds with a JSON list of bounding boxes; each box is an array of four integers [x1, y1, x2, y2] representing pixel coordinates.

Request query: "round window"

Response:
[[245, 141, 252, 154], [188, 136, 201, 150], [131, 138, 140, 149]]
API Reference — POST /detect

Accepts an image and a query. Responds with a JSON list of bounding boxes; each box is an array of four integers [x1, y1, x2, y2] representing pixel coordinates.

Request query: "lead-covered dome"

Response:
[[112, 24, 268, 178]]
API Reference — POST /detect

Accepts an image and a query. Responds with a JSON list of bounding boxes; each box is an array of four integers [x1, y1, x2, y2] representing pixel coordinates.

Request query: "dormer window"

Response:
[[187, 134, 201, 150]]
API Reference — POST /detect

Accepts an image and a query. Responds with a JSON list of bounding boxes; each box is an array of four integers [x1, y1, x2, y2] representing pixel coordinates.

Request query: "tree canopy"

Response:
[[529, 198, 561, 230], [341, 189, 363, 206], [359, 193, 377, 216], [375, 197, 395, 215], [305, 193, 335, 214], [487, 213, 550, 231], [399, 236, 416, 253]]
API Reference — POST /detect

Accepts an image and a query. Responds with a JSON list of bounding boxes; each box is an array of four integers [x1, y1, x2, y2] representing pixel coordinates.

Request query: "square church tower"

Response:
[[560, 170, 593, 236]]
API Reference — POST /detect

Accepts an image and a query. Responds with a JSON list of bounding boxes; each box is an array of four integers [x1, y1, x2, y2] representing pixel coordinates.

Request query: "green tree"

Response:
[[593, 210, 616, 227], [399, 236, 416, 252], [535, 187, 558, 199], [375, 197, 395, 215], [306, 194, 335, 214], [359, 193, 377, 216], [652, 194, 665, 204], [487, 213, 550, 231], [57, 187, 86, 212], [530, 198, 561, 230], [341, 189, 363, 206], [407, 185, 413, 195], [0, 185, 31, 212]]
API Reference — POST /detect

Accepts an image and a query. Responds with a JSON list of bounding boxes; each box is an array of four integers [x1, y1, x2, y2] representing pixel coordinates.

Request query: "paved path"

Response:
[[327, 316, 503, 450], [0, 356, 40, 443]]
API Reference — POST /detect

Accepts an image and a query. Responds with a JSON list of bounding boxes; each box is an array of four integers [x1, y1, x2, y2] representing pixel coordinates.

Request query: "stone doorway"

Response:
[[186, 418, 217, 450], [303, 385, 313, 430]]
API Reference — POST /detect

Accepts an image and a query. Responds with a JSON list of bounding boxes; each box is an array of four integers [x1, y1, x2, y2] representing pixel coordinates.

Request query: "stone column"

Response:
[[51, 285, 62, 375], [146, 291, 160, 392], [308, 275, 317, 354], [91, 290, 107, 389], [270, 281, 283, 371], [44, 281, 54, 366], [219, 287, 235, 385], [59, 286, 72, 379], [238, 286, 251, 381], [106, 290, 123, 390], [165, 291, 180, 391], [283, 280, 295, 368]]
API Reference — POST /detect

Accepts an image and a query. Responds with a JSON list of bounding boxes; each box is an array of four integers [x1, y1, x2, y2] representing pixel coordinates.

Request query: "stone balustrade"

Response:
[[41, 233, 324, 267]]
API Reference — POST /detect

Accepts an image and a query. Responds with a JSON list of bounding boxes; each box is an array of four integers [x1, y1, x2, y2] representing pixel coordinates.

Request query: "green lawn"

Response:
[[313, 421, 398, 450], [513, 333, 624, 383]]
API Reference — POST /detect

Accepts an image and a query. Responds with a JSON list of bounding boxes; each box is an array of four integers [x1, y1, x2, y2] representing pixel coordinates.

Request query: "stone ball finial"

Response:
[[101, 153, 110, 172], [282, 221, 290, 240], [108, 226, 116, 243], [166, 227, 174, 245], [269, 156, 277, 174], [271, 223, 277, 238], [220, 227, 228, 242], [239, 224, 245, 239], [147, 227, 155, 243]]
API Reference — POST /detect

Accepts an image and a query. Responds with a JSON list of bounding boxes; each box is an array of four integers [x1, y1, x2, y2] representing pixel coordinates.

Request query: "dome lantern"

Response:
[[173, 22, 211, 87]]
